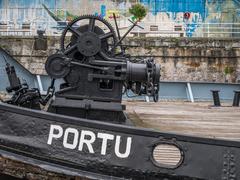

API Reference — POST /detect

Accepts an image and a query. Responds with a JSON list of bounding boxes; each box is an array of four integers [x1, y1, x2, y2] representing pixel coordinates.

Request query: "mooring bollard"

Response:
[[211, 90, 221, 107], [233, 90, 240, 107]]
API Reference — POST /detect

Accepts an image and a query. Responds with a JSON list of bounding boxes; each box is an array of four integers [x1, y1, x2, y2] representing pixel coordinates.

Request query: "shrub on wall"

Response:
[[224, 66, 234, 75], [129, 3, 147, 22]]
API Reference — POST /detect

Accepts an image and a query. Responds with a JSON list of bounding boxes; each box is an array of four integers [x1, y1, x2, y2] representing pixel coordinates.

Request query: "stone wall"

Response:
[[125, 37, 240, 83], [0, 36, 59, 75], [0, 36, 240, 83]]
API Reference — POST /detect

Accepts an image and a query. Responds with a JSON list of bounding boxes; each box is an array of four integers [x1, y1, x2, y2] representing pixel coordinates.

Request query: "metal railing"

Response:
[[130, 22, 240, 38], [0, 6, 240, 38]]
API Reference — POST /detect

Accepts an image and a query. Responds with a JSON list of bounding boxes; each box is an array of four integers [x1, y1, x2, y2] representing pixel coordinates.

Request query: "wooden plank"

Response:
[[126, 101, 240, 141]]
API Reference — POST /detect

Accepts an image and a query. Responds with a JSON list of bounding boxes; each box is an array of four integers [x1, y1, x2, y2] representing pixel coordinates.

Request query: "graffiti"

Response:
[[140, 0, 206, 17], [106, 10, 120, 19], [42, 4, 77, 22], [0, 0, 239, 37]]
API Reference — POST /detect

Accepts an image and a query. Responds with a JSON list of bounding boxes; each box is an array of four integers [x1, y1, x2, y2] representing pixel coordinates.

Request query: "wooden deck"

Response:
[[126, 101, 240, 141]]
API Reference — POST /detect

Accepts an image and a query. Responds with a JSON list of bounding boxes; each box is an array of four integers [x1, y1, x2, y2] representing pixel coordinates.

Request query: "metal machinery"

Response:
[[6, 15, 160, 123], [45, 15, 160, 123]]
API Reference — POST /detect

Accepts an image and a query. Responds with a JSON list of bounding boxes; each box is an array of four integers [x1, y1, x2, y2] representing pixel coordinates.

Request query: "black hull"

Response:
[[0, 102, 240, 180]]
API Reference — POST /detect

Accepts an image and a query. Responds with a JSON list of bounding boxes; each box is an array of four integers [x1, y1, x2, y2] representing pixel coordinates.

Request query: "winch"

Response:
[[45, 15, 160, 123]]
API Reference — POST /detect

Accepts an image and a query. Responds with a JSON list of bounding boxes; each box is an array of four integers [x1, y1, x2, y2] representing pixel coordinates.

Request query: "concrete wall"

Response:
[[0, 36, 240, 83]]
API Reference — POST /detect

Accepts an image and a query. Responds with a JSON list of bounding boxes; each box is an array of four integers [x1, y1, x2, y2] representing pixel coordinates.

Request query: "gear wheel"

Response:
[[60, 15, 117, 59]]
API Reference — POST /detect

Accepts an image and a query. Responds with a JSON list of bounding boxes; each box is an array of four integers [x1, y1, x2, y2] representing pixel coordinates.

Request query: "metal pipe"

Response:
[[113, 13, 122, 44], [110, 20, 139, 53]]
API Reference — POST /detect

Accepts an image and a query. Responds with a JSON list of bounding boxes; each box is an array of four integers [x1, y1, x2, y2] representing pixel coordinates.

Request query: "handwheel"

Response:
[[60, 15, 118, 59]]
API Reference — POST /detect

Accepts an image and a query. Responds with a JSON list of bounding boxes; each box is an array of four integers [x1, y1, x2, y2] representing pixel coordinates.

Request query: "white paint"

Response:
[[78, 130, 96, 153], [47, 125, 133, 159], [115, 136, 132, 158], [97, 133, 114, 155], [47, 125, 63, 145], [63, 128, 79, 149]]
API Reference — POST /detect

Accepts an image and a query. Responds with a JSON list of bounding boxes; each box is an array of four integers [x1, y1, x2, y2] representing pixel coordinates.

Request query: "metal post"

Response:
[[211, 90, 221, 107], [233, 90, 240, 107], [145, 96, 150, 102], [187, 82, 194, 103], [36, 75, 44, 94]]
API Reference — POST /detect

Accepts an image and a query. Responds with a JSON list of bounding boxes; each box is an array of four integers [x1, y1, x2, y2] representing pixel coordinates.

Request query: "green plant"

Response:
[[129, 3, 147, 22], [224, 66, 234, 75]]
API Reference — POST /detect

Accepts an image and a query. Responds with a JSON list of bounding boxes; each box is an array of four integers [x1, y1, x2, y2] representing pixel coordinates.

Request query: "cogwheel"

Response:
[[60, 14, 117, 57]]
